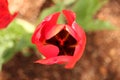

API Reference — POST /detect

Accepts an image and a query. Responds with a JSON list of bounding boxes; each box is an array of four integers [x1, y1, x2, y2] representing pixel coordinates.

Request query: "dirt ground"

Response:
[[0, 0, 120, 80]]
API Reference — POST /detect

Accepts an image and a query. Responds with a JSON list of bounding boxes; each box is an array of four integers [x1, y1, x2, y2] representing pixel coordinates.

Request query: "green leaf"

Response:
[[1, 47, 16, 63], [85, 19, 114, 31], [72, 0, 114, 31], [0, 19, 34, 67]]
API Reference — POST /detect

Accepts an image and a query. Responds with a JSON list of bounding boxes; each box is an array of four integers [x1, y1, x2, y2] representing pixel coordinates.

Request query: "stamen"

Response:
[[46, 29, 77, 56], [62, 32, 69, 41], [69, 44, 77, 48]]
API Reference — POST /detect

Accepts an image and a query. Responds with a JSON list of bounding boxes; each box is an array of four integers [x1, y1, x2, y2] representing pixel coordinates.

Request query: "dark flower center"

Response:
[[46, 29, 77, 56]]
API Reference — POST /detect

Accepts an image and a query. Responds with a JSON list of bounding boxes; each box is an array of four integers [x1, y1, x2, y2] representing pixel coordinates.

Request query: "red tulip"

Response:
[[0, 0, 17, 29], [32, 10, 86, 69]]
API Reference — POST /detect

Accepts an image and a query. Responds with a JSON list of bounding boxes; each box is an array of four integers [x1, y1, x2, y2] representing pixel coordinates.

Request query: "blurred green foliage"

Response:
[[0, 20, 35, 70], [72, 0, 114, 31], [0, 0, 115, 70]]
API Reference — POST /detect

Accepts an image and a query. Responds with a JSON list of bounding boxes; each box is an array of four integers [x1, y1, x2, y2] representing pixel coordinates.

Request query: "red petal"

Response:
[[37, 44, 59, 58], [31, 21, 46, 43], [46, 24, 65, 39], [0, 0, 17, 29], [35, 56, 72, 65], [0, 0, 8, 9], [65, 23, 86, 69], [41, 12, 60, 38], [72, 22, 86, 41], [65, 26, 86, 69], [66, 21, 86, 41], [62, 10, 76, 26], [32, 12, 60, 43], [65, 25, 78, 40]]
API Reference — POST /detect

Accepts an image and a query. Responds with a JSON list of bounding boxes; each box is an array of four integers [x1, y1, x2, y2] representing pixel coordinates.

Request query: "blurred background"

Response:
[[0, 0, 120, 80]]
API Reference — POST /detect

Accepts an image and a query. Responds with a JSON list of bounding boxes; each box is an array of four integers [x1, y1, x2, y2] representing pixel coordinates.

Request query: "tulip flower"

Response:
[[0, 0, 17, 29], [32, 10, 86, 69]]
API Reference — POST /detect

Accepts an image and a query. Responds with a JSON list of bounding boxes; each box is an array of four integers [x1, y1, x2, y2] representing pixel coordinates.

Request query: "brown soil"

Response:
[[0, 0, 120, 80]]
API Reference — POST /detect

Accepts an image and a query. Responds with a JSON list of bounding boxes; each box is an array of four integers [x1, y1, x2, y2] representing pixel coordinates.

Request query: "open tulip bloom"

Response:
[[32, 10, 86, 69], [0, 0, 17, 29]]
